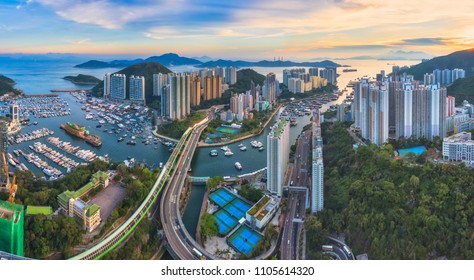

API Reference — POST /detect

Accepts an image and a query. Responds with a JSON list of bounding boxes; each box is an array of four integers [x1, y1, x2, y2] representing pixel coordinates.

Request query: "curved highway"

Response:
[[68, 127, 193, 260], [160, 110, 218, 260]]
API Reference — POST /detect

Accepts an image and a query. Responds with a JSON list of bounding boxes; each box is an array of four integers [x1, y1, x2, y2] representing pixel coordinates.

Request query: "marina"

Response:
[[9, 128, 54, 144]]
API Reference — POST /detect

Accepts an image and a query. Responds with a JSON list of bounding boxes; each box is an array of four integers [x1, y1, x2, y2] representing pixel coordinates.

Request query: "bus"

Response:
[[322, 245, 333, 251], [192, 248, 205, 260], [342, 245, 352, 256]]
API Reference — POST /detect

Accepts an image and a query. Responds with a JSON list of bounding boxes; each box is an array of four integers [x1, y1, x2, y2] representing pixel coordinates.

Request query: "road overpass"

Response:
[[160, 111, 217, 260]]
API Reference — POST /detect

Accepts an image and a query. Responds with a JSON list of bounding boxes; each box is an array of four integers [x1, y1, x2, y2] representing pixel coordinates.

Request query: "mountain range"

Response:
[[75, 53, 340, 69]]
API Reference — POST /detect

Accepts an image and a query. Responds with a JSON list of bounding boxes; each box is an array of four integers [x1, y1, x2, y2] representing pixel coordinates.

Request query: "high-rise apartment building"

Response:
[[190, 75, 201, 107], [153, 73, 168, 97], [167, 73, 191, 120], [103, 73, 111, 98], [447, 96, 455, 117], [110, 74, 126, 100], [266, 118, 290, 197], [203, 75, 222, 101], [263, 73, 276, 105], [129, 75, 145, 104], [225, 67, 237, 85], [311, 109, 324, 213]]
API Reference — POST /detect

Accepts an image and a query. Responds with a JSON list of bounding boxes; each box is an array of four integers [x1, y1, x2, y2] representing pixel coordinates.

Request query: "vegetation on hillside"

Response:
[[200, 213, 218, 239], [308, 122, 474, 259], [63, 74, 100, 85], [403, 48, 474, 80], [238, 182, 263, 203], [156, 111, 206, 139], [0, 74, 15, 84], [0, 74, 21, 96], [232, 69, 266, 93], [447, 75, 474, 105], [91, 62, 172, 109]]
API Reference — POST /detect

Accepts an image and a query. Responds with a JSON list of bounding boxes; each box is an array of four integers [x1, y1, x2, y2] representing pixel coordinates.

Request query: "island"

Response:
[[0, 74, 21, 96], [63, 74, 101, 85]]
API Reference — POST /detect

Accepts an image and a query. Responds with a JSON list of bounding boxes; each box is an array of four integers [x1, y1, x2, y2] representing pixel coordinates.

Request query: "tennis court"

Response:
[[213, 209, 239, 236], [217, 127, 239, 135], [224, 199, 251, 220], [397, 146, 427, 157], [228, 225, 262, 256], [209, 188, 236, 207]]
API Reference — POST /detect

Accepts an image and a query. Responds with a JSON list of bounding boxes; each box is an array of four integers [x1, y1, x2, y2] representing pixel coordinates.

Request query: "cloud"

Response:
[[392, 38, 451, 46]]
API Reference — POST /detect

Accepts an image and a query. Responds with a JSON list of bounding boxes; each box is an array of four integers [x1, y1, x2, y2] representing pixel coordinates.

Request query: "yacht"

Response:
[[220, 145, 229, 151], [259, 146, 264, 151], [209, 149, 218, 157], [238, 143, 244, 148], [239, 146, 247, 151], [224, 150, 234, 156], [235, 162, 242, 170]]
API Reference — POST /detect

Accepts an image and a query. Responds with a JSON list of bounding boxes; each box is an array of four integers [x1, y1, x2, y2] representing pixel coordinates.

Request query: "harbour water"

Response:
[[5, 93, 171, 176]]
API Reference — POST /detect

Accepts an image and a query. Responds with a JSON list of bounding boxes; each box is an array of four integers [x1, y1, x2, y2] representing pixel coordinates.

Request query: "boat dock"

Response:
[[47, 137, 97, 162]]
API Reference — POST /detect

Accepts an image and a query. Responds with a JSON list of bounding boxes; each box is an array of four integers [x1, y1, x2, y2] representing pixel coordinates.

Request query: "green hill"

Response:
[[447, 76, 474, 105], [0, 74, 21, 96], [91, 62, 172, 106], [63, 74, 100, 85], [231, 69, 266, 93], [0, 74, 15, 85], [403, 48, 474, 80]]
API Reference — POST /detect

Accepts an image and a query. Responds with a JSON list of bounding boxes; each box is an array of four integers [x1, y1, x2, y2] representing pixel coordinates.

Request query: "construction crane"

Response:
[[2, 152, 17, 204]]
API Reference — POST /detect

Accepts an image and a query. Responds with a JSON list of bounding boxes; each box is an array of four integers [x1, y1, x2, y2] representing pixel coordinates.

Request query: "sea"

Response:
[[0, 57, 417, 239]]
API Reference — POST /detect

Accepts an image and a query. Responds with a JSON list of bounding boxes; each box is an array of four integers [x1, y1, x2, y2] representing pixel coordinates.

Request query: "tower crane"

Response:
[[2, 152, 17, 204]]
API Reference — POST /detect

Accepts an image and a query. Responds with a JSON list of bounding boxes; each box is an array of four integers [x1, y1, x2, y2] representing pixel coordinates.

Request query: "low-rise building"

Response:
[[245, 196, 278, 230], [57, 171, 109, 232], [442, 132, 474, 165]]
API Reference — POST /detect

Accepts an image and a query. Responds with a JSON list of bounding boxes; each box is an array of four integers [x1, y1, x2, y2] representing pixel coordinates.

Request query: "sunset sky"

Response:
[[1, 0, 473, 60]]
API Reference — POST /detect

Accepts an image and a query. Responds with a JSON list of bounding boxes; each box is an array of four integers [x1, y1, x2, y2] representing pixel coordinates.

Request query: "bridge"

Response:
[[188, 176, 210, 185], [68, 124, 195, 260]]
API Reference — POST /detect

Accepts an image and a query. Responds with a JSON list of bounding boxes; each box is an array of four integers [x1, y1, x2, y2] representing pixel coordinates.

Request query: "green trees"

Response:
[[200, 213, 218, 238], [314, 122, 474, 259], [305, 216, 328, 260], [24, 215, 82, 259], [238, 183, 263, 203], [206, 176, 224, 191]]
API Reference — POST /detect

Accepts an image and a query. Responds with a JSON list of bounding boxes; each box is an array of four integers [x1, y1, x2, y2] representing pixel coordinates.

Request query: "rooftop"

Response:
[[444, 132, 473, 143], [25, 206, 53, 216], [270, 119, 287, 138], [85, 204, 100, 217]]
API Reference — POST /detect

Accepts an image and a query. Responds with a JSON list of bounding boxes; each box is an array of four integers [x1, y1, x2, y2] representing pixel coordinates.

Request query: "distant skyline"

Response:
[[1, 0, 473, 60]]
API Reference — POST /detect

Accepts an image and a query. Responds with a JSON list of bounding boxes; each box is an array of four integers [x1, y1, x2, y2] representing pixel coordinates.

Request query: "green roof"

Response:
[[26, 206, 53, 216], [85, 204, 100, 217], [271, 119, 287, 138], [57, 171, 108, 203]]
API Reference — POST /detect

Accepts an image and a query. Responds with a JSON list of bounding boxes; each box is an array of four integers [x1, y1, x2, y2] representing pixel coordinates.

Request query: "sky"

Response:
[[1, 0, 473, 60]]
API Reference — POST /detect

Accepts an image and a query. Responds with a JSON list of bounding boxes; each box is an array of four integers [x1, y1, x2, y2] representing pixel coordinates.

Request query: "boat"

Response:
[[224, 150, 234, 156], [33, 121, 38, 125], [60, 122, 102, 147], [127, 140, 136, 145], [131, 136, 136, 140], [43, 168, 54, 176], [96, 124, 102, 128], [239, 146, 247, 151], [238, 143, 244, 147], [235, 162, 242, 170], [8, 158, 16, 166], [118, 137, 124, 142], [259, 146, 264, 151], [159, 162, 163, 168], [85, 113, 94, 120], [209, 149, 218, 157], [220, 146, 229, 151]]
